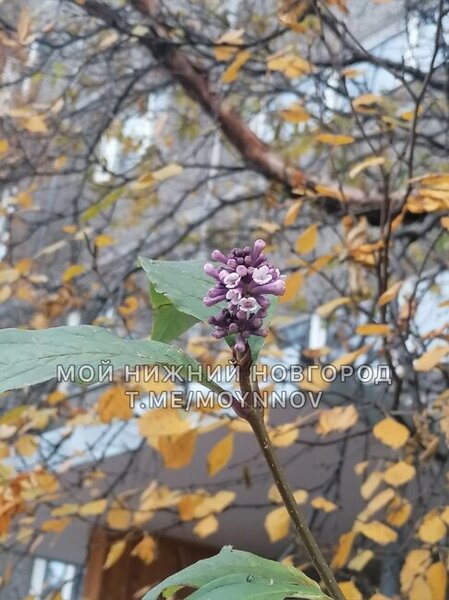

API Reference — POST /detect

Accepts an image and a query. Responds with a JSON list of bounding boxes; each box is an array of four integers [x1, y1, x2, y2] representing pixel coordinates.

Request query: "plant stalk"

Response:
[[239, 364, 345, 600]]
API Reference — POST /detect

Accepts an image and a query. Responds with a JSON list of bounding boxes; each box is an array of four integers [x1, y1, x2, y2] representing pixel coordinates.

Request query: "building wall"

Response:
[[83, 528, 216, 600]]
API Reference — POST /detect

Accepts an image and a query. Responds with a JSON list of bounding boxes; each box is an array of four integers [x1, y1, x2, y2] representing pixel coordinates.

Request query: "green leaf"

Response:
[[143, 547, 331, 600], [149, 284, 199, 343], [138, 258, 217, 322], [138, 258, 277, 360], [0, 325, 223, 395]]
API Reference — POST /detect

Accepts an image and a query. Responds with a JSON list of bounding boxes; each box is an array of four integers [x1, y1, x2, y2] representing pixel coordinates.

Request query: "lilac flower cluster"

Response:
[[203, 239, 286, 353]]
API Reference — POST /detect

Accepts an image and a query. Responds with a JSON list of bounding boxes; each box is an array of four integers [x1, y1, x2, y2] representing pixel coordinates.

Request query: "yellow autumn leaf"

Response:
[[426, 562, 447, 600], [348, 550, 374, 572], [332, 345, 371, 372], [355, 461, 368, 476], [414, 345, 449, 372], [47, 390, 67, 405], [132, 164, 183, 190], [41, 518, 71, 533], [53, 155, 67, 170], [265, 506, 289, 542], [357, 488, 396, 523], [213, 28, 244, 61], [317, 297, 351, 318], [386, 496, 412, 527], [356, 323, 391, 336], [192, 491, 236, 519], [0, 287, 11, 304], [15, 257, 31, 275], [338, 580, 362, 600], [193, 514, 219, 538], [158, 430, 197, 469], [410, 576, 432, 600], [51, 504, 79, 517], [107, 502, 131, 530], [96, 386, 133, 423], [441, 216, 449, 231], [0, 140, 9, 155], [103, 540, 127, 570], [279, 102, 310, 123], [373, 417, 410, 449], [284, 200, 302, 226], [118, 296, 139, 316], [314, 184, 345, 201], [130, 535, 157, 565], [352, 93, 384, 112], [0, 442, 9, 459], [21, 114, 48, 133], [377, 280, 403, 306], [15, 435, 38, 457], [94, 234, 115, 247], [309, 254, 333, 272], [316, 133, 355, 145], [179, 494, 205, 521], [222, 50, 251, 83], [349, 156, 385, 178], [79, 499, 107, 517], [383, 461, 416, 487], [134, 485, 180, 527], [357, 520, 397, 545], [280, 271, 304, 303], [311, 496, 338, 513], [139, 407, 191, 439], [15, 190, 33, 209], [270, 423, 299, 447], [267, 53, 312, 78], [417, 511, 446, 544], [317, 405, 358, 435], [331, 531, 355, 569], [207, 433, 234, 476], [400, 549, 432, 594], [295, 224, 318, 254], [62, 264, 85, 283], [0, 268, 19, 285], [267, 484, 307, 505], [299, 365, 329, 393]]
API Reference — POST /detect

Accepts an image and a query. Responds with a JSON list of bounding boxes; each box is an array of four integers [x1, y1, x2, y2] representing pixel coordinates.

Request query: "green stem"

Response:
[[239, 366, 345, 600]]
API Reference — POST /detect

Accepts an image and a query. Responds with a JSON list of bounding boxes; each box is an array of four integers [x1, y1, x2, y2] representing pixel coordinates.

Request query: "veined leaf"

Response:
[[143, 547, 331, 600], [0, 325, 223, 396]]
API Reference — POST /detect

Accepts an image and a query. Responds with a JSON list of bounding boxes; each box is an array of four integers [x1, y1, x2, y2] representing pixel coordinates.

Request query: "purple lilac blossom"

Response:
[[203, 239, 286, 353]]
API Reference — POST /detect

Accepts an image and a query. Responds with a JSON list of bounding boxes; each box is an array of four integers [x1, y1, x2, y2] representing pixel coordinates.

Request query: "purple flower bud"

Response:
[[250, 279, 286, 296], [204, 263, 219, 278], [204, 239, 285, 352], [234, 336, 246, 353], [211, 249, 227, 263]]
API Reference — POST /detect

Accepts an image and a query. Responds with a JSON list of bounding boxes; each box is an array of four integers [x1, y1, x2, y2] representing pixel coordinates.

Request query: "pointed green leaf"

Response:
[[143, 547, 331, 600], [0, 325, 223, 395], [149, 284, 199, 343]]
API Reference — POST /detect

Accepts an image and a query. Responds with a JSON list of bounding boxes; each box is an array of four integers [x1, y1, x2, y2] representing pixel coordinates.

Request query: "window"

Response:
[[29, 558, 83, 600]]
